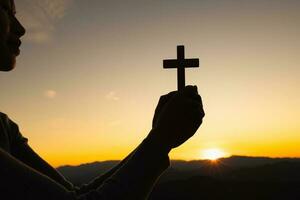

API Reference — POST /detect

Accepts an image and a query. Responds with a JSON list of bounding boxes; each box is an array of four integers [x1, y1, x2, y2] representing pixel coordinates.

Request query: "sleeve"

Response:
[[0, 134, 169, 200], [0, 147, 76, 200], [4, 114, 74, 190], [1, 113, 169, 199]]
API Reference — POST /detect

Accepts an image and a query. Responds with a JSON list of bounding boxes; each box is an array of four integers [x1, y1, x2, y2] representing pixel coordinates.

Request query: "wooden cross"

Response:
[[163, 45, 199, 91]]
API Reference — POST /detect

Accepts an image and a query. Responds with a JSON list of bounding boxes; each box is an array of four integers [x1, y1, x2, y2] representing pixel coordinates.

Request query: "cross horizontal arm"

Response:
[[163, 60, 178, 68], [163, 58, 200, 69], [183, 59, 199, 68]]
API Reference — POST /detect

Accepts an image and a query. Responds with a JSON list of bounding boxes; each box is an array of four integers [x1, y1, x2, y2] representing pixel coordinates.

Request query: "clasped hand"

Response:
[[149, 85, 205, 152]]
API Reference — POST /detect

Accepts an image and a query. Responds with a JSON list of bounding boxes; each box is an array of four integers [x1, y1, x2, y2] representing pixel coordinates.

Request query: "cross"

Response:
[[163, 45, 200, 91]]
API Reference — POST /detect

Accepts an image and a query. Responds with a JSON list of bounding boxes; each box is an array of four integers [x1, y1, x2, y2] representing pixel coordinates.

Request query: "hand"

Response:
[[149, 86, 205, 151], [152, 91, 177, 129]]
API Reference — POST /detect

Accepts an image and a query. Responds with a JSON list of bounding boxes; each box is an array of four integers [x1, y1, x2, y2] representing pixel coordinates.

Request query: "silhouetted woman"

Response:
[[0, 0, 205, 199]]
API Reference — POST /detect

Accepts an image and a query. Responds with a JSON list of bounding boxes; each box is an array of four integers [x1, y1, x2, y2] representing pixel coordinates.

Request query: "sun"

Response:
[[201, 148, 226, 161]]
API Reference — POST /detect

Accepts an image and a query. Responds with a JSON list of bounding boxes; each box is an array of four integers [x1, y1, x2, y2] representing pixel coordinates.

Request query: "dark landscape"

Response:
[[58, 156, 300, 199]]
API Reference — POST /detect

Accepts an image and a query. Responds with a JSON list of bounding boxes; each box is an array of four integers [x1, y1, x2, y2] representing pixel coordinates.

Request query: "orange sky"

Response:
[[0, 0, 300, 167]]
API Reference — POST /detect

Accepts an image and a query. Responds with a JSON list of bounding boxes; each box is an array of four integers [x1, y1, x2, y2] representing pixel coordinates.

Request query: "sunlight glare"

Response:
[[201, 148, 226, 161]]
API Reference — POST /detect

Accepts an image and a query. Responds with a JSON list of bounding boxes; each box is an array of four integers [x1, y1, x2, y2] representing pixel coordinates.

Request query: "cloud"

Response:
[[44, 90, 57, 98], [15, 0, 73, 44], [105, 91, 120, 101]]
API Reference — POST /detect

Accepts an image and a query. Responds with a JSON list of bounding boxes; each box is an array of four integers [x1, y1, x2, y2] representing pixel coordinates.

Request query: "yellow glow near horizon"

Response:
[[201, 148, 227, 161], [1, 0, 300, 167]]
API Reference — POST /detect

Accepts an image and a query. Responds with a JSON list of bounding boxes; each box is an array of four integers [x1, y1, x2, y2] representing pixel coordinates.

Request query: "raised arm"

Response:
[[75, 85, 205, 199], [76, 89, 180, 195], [5, 112, 136, 193], [0, 133, 167, 200], [0, 86, 204, 200]]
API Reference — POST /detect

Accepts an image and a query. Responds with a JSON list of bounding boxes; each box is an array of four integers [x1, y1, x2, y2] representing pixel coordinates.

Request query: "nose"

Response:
[[12, 16, 26, 37]]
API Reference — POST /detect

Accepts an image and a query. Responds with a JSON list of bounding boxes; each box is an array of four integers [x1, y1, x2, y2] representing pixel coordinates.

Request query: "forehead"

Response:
[[0, 0, 12, 5]]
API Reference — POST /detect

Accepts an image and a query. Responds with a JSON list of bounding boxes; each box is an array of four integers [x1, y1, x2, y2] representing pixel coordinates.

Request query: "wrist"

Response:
[[146, 128, 172, 154]]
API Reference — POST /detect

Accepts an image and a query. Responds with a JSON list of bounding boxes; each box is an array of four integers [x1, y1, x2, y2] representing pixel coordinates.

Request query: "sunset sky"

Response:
[[0, 0, 300, 167]]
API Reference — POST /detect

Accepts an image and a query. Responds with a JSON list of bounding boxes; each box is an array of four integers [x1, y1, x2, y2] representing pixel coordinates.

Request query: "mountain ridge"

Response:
[[57, 156, 300, 185]]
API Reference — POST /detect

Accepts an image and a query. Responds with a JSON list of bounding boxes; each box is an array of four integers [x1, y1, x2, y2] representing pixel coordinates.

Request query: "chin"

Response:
[[0, 55, 16, 72]]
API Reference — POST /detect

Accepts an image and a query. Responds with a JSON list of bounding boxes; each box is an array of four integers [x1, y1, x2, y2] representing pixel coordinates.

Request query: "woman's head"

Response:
[[0, 0, 25, 71]]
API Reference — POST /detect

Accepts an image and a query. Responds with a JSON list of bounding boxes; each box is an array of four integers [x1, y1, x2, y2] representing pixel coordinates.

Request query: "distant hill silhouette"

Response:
[[58, 161, 119, 186], [58, 156, 300, 199]]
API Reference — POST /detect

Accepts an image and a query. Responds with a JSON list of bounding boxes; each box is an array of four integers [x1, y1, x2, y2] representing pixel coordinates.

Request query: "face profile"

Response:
[[0, 0, 25, 71]]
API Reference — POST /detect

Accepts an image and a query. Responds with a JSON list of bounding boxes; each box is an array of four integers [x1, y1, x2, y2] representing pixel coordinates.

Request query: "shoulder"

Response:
[[0, 112, 9, 125], [0, 112, 16, 126], [0, 112, 27, 144], [0, 112, 19, 136], [0, 113, 12, 151], [0, 112, 8, 119]]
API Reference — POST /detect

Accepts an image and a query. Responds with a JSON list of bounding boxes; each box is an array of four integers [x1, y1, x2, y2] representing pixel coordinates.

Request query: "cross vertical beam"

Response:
[[177, 46, 185, 91]]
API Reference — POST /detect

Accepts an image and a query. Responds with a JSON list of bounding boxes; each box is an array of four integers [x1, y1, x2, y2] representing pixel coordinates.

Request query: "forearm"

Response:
[[90, 130, 170, 199], [12, 143, 74, 190], [0, 129, 170, 200], [0, 148, 75, 200], [78, 129, 170, 198], [76, 149, 136, 194]]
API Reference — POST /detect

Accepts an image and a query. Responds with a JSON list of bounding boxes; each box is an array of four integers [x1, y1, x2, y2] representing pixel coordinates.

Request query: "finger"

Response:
[[188, 93, 202, 104], [164, 91, 177, 101], [159, 91, 177, 104], [153, 91, 178, 127], [181, 85, 201, 100], [185, 95, 203, 107], [156, 91, 177, 111], [181, 85, 197, 94], [184, 99, 205, 117], [182, 87, 203, 107]]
